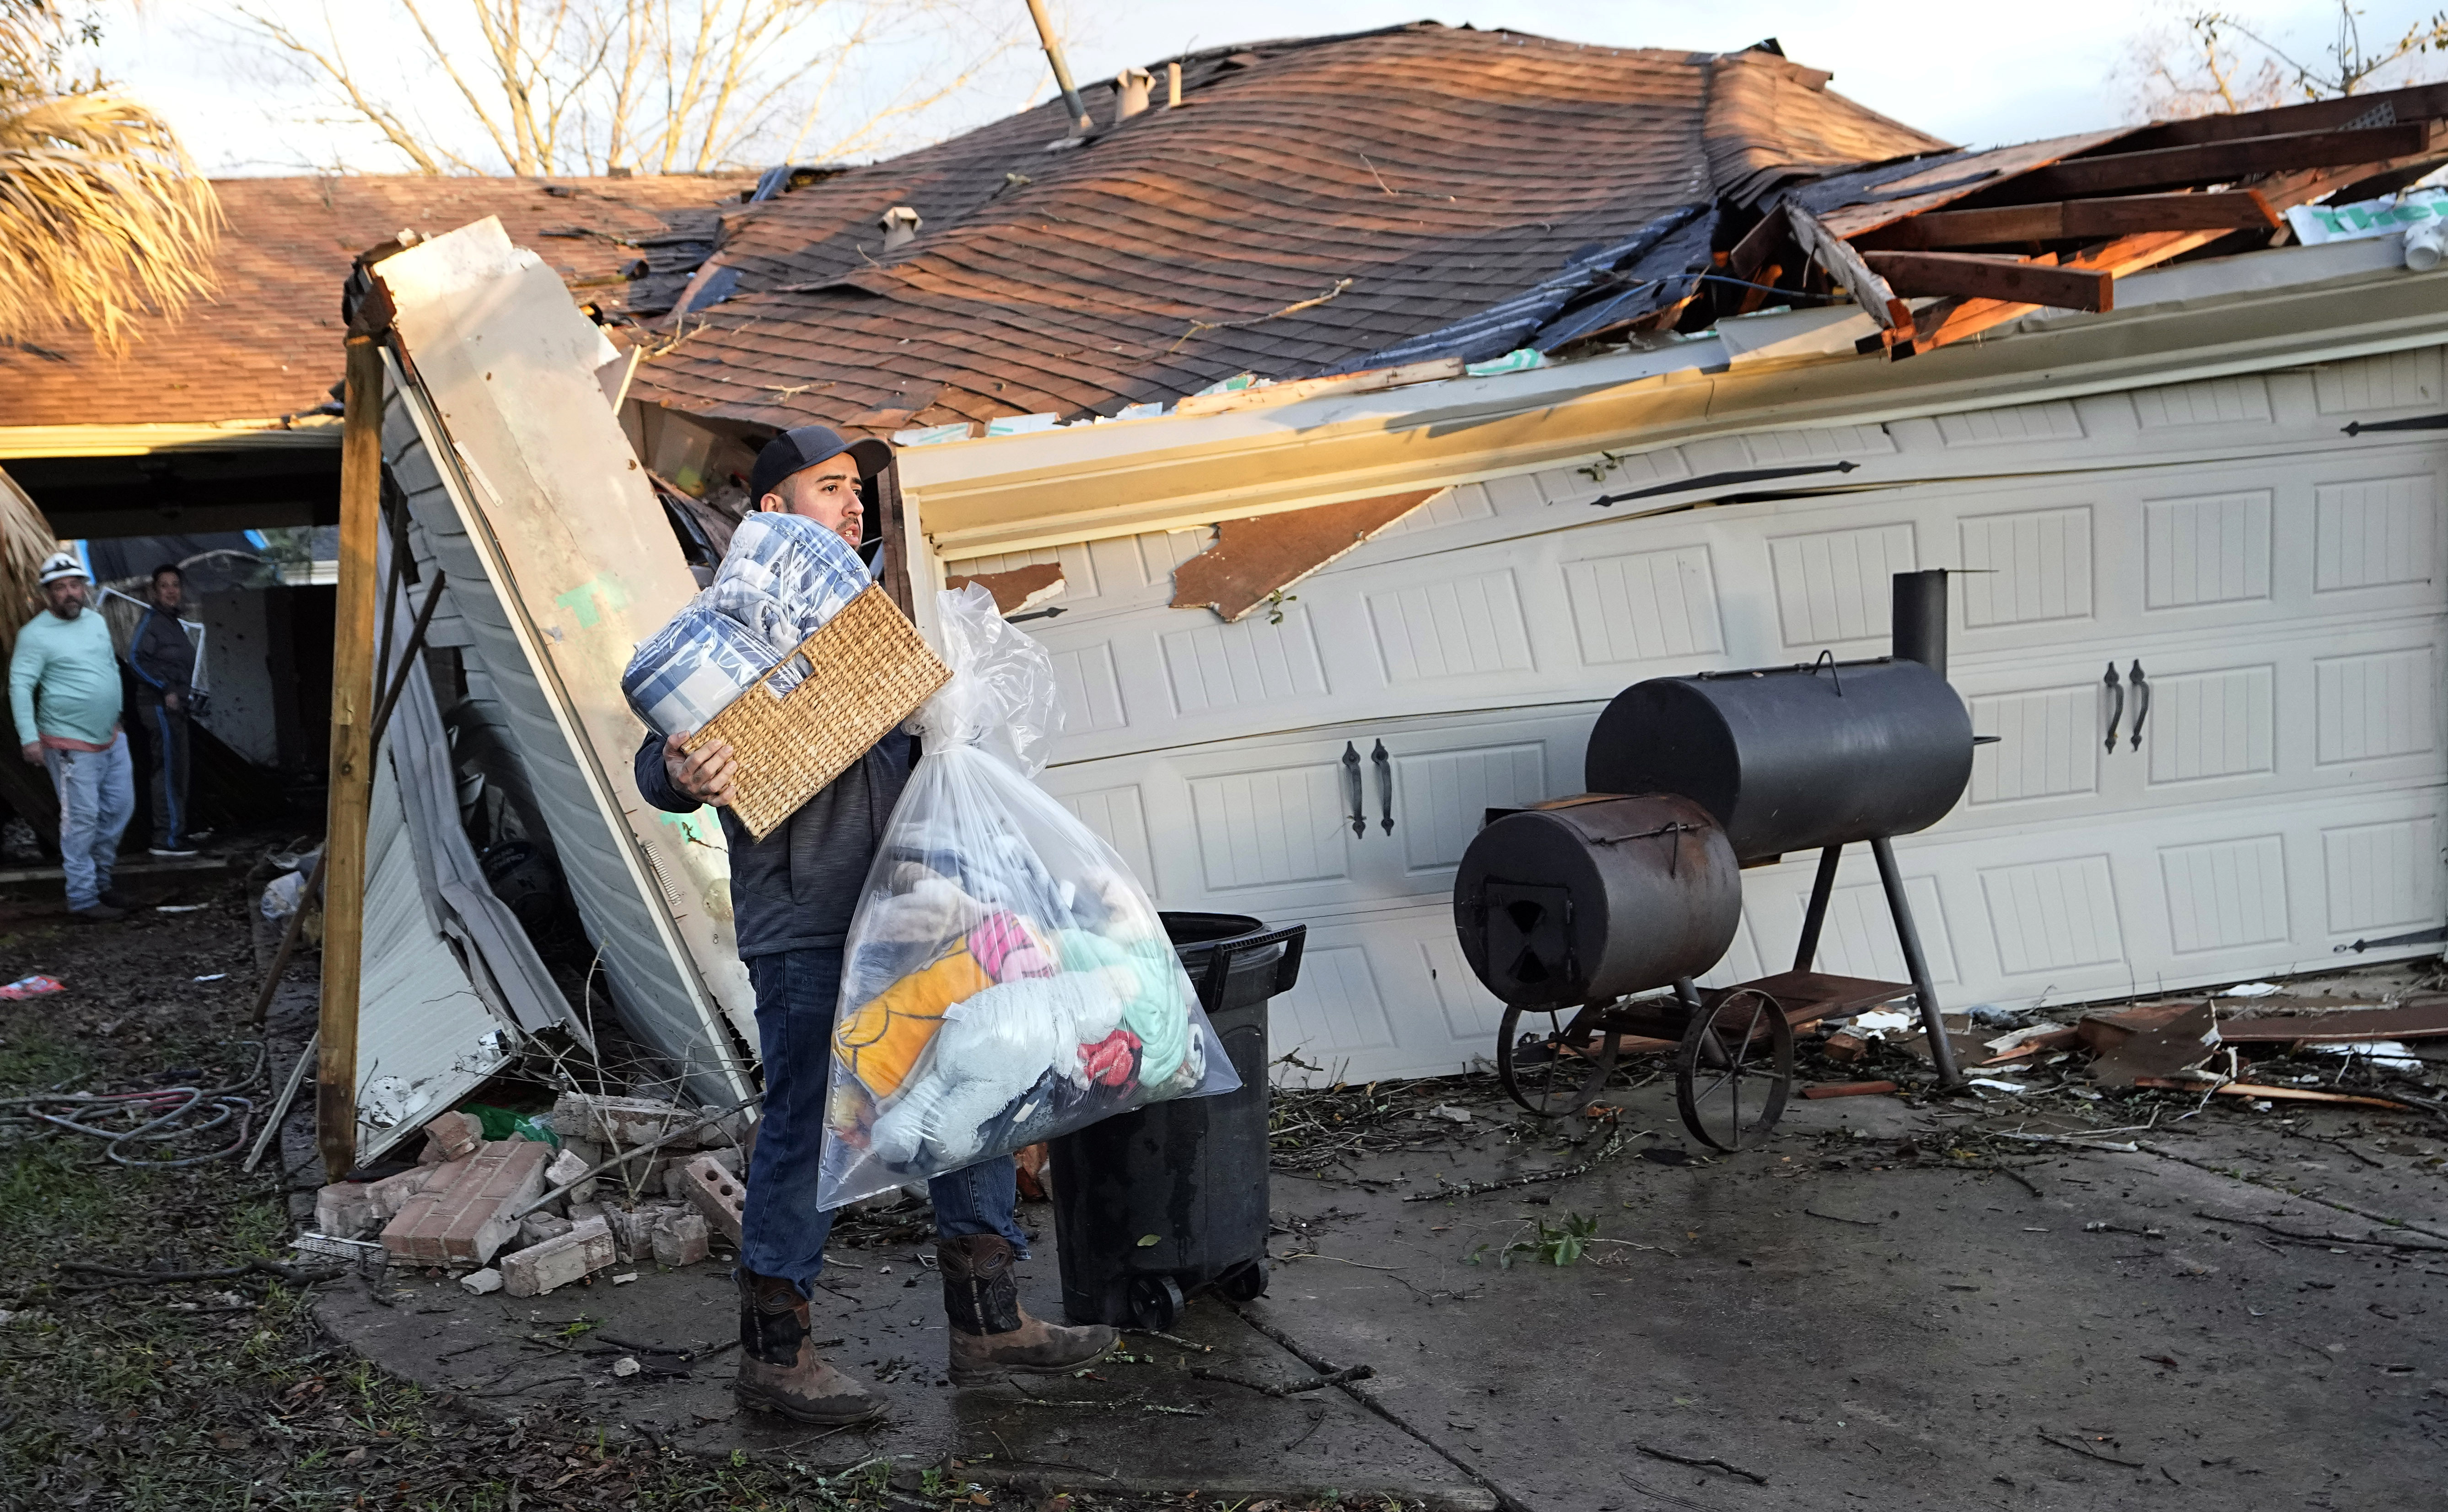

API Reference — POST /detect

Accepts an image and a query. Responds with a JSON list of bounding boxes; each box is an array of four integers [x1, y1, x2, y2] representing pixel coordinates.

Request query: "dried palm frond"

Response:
[[0, 462, 59, 664], [0, 4, 220, 354]]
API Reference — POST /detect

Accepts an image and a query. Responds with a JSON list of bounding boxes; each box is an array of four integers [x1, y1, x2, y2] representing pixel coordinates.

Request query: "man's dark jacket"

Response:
[[633, 729, 911, 960], [128, 610, 194, 698]]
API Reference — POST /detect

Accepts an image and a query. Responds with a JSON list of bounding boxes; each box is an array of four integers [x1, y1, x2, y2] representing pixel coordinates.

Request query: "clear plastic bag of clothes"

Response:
[[816, 585, 1238, 1208]]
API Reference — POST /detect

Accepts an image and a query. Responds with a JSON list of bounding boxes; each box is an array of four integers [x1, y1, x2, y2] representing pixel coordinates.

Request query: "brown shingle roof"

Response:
[[628, 24, 1949, 432], [0, 173, 743, 430]]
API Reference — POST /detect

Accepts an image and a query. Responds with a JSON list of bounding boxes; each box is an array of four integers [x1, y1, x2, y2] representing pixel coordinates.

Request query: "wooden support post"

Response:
[[873, 460, 915, 619], [317, 331, 384, 1184]]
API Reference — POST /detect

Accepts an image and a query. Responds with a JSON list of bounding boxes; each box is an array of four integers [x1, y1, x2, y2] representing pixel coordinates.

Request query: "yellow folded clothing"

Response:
[[835, 948, 992, 1098]]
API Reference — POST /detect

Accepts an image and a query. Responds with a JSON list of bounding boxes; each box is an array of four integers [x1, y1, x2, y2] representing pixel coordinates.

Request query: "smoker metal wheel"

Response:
[[1674, 987, 1793, 1150], [1496, 1002, 1619, 1118]]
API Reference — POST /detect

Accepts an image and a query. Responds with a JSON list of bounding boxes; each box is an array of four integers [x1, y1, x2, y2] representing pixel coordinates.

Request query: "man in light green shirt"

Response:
[[10, 552, 132, 921]]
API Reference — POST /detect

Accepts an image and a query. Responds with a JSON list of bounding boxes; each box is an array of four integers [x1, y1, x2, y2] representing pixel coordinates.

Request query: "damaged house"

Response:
[[612, 23, 2448, 1088], [27, 21, 2448, 1168]]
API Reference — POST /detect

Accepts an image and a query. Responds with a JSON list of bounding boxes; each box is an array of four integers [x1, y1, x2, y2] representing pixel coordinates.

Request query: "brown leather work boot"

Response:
[[732, 1270, 882, 1424], [938, 1233, 1117, 1386]]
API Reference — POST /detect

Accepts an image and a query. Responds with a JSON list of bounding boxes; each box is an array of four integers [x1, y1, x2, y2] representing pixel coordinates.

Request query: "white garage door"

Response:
[[954, 351, 2448, 1083]]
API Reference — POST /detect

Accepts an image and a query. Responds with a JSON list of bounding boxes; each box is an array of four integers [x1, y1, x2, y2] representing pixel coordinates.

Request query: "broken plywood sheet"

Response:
[[376, 216, 753, 1105], [946, 562, 1063, 614], [2090, 1002, 2221, 1088], [1171, 490, 1442, 622]]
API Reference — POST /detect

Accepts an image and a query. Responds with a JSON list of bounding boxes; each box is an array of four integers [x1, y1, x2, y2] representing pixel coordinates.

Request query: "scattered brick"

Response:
[[651, 1210, 710, 1268], [421, 1110, 484, 1164], [380, 1140, 550, 1268], [367, 1162, 453, 1222], [460, 1267, 504, 1295], [314, 1182, 377, 1239], [676, 1153, 745, 1246], [607, 1204, 678, 1262], [500, 1215, 614, 1297], [550, 1094, 735, 1151], [1824, 1031, 1867, 1064]]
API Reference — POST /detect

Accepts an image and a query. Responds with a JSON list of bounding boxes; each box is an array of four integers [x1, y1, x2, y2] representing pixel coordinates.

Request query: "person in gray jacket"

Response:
[[633, 426, 1113, 1426], [127, 564, 205, 857]]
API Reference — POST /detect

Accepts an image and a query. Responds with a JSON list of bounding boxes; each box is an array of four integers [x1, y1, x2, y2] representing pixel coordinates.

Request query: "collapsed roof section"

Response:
[[625, 24, 1948, 432], [629, 29, 2448, 438]]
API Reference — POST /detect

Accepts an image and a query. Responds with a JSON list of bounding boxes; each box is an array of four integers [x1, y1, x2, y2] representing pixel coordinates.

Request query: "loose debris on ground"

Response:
[[0, 858, 1433, 1511]]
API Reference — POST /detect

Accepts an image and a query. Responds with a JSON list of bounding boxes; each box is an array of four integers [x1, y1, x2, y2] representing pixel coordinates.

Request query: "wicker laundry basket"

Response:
[[677, 584, 950, 840]]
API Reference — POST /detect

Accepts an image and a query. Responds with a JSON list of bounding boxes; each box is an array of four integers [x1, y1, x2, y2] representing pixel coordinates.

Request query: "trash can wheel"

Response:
[[1216, 1258, 1269, 1302], [1126, 1274, 1185, 1331]]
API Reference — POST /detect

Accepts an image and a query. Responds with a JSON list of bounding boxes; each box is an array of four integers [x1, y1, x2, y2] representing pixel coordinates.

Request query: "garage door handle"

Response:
[[2127, 661, 2150, 752], [2102, 662, 2124, 752], [1341, 742, 1366, 837], [1372, 739, 1395, 835]]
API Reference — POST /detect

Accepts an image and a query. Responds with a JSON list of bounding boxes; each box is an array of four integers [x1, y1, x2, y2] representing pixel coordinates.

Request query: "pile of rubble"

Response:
[[307, 1094, 751, 1297], [1806, 979, 2448, 1115]]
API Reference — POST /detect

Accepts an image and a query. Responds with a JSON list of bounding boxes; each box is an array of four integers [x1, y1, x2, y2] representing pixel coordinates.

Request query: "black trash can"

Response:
[[1047, 912, 1305, 1330]]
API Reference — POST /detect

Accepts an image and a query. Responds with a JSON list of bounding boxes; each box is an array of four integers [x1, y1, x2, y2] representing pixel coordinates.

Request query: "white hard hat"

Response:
[[36, 551, 86, 586]]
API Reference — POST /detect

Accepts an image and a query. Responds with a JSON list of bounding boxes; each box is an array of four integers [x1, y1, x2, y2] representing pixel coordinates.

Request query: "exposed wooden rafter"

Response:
[[1863, 251, 2113, 312], [1905, 154, 2431, 352], [1787, 203, 1913, 347], [2010, 122, 2432, 199], [2115, 81, 2448, 151], [1852, 191, 2277, 250]]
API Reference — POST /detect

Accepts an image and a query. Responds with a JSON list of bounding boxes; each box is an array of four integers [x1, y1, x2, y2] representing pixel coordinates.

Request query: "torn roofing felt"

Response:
[[1336, 204, 1714, 370], [626, 25, 1949, 432]]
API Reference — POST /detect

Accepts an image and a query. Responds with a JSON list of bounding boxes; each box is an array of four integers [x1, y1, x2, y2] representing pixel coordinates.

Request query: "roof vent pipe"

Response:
[[2407, 220, 2448, 271], [1023, 0, 1093, 134], [1114, 66, 1152, 122], [1167, 61, 1182, 107], [879, 205, 921, 250]]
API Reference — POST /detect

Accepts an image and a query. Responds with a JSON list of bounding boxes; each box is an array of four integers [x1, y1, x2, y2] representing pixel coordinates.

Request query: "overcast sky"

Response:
[[87, 0, 2444, 175]]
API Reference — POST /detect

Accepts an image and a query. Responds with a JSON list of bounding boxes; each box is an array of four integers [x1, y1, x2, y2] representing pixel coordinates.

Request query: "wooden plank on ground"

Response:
[[1854, 191, 2278, 250], [2012, 123, 2430, 198], [1863, 251, 2113, 311]]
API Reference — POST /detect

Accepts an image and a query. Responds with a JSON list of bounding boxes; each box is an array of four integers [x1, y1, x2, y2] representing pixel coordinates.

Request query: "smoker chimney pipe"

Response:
[[1023, 0, 1094, 134], [1891, 569, 1949, 678]]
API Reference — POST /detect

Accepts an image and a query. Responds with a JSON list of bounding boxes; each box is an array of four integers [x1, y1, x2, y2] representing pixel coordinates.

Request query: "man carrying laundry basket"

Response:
[[633, 426, 1114, 1426]]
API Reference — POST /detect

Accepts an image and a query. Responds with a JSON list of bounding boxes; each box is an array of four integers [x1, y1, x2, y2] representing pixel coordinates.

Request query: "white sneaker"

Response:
[[149, 845, 199, 858]]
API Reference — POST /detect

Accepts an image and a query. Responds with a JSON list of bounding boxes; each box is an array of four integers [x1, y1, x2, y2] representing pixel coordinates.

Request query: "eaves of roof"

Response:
[[894, 238, 2448, 556]]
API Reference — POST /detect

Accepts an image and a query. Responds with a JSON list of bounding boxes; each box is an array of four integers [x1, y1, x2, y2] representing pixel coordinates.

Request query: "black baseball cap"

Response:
[[748, 425, 893, 504]]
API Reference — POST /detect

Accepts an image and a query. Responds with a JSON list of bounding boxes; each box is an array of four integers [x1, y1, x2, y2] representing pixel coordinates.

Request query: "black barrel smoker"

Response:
[[1047, 913, 1304, 1330], [1454, 571, 1980, 1148]]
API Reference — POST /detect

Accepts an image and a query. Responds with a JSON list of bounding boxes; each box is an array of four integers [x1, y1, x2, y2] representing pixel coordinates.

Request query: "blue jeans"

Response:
[[43, 734, 132, 911], [741, 945, 1026, 1297]]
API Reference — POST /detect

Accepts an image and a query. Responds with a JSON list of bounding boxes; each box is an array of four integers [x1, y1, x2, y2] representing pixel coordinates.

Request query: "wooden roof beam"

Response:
[[2012, 122, 2431, 199], [1787, 202, 1913, 349], [2118, 81, 2448, 151], [1862, 251, 2111, 312], [1852, 190, 2278, 251]]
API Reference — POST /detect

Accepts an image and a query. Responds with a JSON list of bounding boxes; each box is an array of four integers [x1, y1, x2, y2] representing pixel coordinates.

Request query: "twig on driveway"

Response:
[[2037, 1430, 2145, 1468], [1636, 1442, 1768, 1483]]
